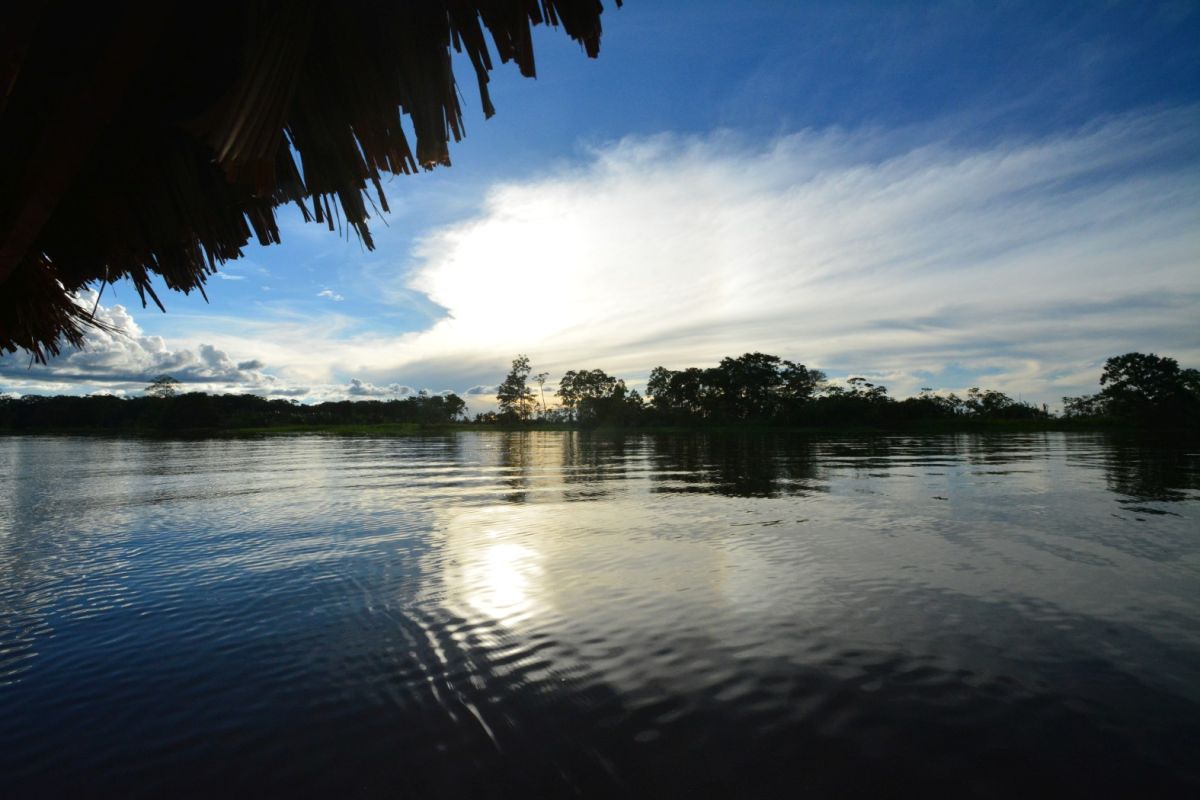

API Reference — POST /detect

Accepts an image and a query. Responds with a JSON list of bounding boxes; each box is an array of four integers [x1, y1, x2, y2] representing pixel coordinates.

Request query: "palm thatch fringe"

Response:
[[0, 0, 619, 361]]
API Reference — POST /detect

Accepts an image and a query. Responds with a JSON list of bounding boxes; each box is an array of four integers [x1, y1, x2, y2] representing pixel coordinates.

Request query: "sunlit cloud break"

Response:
[[382, 106, 1199, 402]]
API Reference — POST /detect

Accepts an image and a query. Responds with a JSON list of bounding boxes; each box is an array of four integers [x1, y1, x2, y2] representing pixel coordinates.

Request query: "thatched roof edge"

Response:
[[0, 0, 620, 361]]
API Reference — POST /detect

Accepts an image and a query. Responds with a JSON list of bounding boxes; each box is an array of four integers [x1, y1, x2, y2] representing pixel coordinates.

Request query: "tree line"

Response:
[[483, 351, 1198, 429], [1, 351, 1193, 434], [0, 384, 467, 432]]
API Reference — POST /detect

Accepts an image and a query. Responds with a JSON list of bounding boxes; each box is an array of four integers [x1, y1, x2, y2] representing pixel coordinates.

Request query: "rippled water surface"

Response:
[[2, 432, 1198, 796]]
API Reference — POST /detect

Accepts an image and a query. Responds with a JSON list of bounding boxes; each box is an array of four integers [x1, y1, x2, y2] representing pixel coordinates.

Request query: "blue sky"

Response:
[[3, 1, 1198, 408]]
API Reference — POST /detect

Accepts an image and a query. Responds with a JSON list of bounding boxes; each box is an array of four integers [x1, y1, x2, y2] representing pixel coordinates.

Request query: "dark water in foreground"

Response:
[[1, 432, 1198, 797]]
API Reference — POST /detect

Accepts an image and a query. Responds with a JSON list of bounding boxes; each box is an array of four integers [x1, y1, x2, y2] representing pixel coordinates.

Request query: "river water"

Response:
[[1, 432, 1198, 796]]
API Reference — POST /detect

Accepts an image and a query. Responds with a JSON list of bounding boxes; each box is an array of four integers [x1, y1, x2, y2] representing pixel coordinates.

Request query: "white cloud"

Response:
[[346, 379, 418, 397], [0, 302, 446, 401], [0, 292, 289, 396], [354, 106, 1197, 402], [318, 289, 344, 301]]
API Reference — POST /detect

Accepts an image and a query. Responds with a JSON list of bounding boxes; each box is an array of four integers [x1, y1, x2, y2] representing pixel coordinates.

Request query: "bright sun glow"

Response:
[[443, 507, 549, 628]]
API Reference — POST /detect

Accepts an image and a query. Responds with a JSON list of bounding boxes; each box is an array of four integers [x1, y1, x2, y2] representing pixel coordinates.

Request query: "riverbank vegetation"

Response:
[[1, 352, 1194, 435], [0, 391, 467, 434], [481, 351, 1196, 431]]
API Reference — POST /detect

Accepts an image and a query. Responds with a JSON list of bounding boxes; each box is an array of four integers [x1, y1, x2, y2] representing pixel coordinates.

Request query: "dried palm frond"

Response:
[[0, 0, 620, 361]]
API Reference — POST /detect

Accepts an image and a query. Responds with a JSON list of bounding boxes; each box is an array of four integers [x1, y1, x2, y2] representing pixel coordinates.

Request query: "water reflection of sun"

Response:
[[463, 537, 543, 625], [442, 508, 550, 629], [436, 500, 748, 637]]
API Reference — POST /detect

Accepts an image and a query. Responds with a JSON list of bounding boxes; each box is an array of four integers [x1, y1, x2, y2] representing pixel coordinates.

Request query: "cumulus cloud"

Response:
[[345, 378, 419, 397], [318, 289, 344, 301], [340, 380, 463, 399], [0, 291, 282, 396], [0, 302, 436, 402], [0, 295, 449, 402]]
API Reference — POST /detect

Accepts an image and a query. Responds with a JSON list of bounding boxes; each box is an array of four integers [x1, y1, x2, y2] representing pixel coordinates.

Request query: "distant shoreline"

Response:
[[3, 418, 1189, 439]]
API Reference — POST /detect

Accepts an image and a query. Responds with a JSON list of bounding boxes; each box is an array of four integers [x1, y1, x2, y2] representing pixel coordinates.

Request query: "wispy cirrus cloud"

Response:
[[341, 105, 1198, 402]]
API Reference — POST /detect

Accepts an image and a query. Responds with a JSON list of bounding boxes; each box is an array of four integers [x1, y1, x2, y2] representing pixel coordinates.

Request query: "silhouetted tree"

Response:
[[778, 360, 826, 418], [1100, 352, 1199, 421], [146, 375, 181, 398], [1062, 393, 1107, 418], [1063, 352, 1199, 426], [533, 371, 549, 417], [646, 366, 708, 422], [444, 393, 468, 421], [496, 354, 535, 421], [715, 352, 784, 421], [558, 368, 629, 425], [648, 356, 828, 425]]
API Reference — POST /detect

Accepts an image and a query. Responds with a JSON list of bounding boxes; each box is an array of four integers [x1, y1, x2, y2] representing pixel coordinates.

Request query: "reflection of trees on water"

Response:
[[492, 431, 830, 500], [1093, 437, 1200, 504], [495, 431, 535, 503], [494, 431, 595, 504], [1045, 434, 1200, 564], [560, 433, 630, 501], [958, 433, 1045, 469], [489, 430, 1200, 507], [809, 433, 1056, 484], [1057, 433, 1199, 503], [492, 431, 625, 503], [648, 434, 825, 498]]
